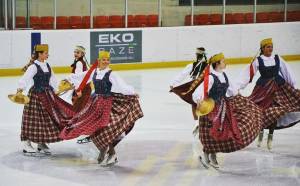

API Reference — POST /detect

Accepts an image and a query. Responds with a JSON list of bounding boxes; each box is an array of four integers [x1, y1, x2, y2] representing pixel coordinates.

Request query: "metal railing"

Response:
[[0, 0, 292, 30], [4, 0, 8, 29]]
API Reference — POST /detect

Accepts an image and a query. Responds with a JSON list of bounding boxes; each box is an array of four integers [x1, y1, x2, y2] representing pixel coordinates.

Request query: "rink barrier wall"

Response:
[[1, 22, 300, 76], [0, 55, 299, 77]]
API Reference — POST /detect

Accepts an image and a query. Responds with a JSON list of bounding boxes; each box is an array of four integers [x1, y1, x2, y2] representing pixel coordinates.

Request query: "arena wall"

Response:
[[0, 22, 299, 76]]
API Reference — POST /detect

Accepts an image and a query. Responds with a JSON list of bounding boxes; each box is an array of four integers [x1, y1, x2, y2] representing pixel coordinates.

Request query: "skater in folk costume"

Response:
[[16, 44, 75, 155], [192, 53, 263, 168], [69, 46, 92, 112], [170, 47, 208, 135], [60, 51, 143, 166], [236, 38, 300, 150]]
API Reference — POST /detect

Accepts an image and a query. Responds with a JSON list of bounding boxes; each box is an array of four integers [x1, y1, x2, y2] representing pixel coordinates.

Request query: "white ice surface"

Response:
[[0, 63, 300, 186]]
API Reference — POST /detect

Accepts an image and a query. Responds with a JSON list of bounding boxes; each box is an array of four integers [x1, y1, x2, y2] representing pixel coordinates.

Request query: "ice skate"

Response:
[[77, 136, 91, 144], [37, 143, 51, 155], [199, 152, 210, 169], [210, 153, 219, 169], [104, 153, 118, 167], [23, 140, 36, 155], [192, 121, 199, 137], [257, 131, 264, 147], [267, 134, 273, 151], [97, 147, 109, 164]]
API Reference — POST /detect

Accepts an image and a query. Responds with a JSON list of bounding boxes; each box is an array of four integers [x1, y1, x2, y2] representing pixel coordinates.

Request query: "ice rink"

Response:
[[0, 62, 300, 186]]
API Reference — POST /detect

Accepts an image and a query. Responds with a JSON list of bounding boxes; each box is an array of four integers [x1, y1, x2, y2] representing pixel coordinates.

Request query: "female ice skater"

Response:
[[69, 45, 92, 112], [192, 53, 263, 168], [60, 51, 143, 166], [13, 44, 75, 155], [170, 47, 208, 135], [236, 38, 300, 150]]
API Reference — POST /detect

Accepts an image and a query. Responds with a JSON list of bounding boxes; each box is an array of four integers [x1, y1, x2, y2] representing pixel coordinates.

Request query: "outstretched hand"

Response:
[[197, 100, 203, 107], [76, 91, 82, 98], [17, 88, 23, 94]]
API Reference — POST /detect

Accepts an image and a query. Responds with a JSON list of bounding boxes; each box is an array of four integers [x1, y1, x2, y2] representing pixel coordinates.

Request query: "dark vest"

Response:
[[256, 55, 285, 86], [208, 73, 229, 103], [93, 70, 112, 96], [190, 60, 207, 79], [33, 63, 52, 92], [71, 58, 88, 73]]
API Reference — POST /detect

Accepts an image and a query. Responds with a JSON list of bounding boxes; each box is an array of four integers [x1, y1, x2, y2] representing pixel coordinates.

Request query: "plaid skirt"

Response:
[[250, 81, 300, 129], [199, 95, 263, 153], [170, 79, 202, 105], [21, 88, 75, 143], [72, 84, 92, 113], [91, 93, 144, 150], [60, 95, 113, 140]]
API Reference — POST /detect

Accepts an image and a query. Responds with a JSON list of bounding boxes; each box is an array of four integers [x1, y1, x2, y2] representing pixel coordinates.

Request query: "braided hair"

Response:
[[190, 47, 207, 78], [22, 51, 43, 72]]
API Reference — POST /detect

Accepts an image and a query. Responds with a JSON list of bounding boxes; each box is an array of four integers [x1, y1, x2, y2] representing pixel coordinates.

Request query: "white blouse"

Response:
[[74, 61, 84, 74], [71, 61, 86, 88], [170, 60, 206, 87], [18, 60, 58, 91], [67, 67, 135, 95], [236, 54, 296, 90], [192, 68, 238, 104]]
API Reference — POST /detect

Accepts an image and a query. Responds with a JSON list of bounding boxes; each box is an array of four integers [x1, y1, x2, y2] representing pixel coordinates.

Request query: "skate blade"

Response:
[[198, 156, 210, 169], [209, 164, 220, 169], [23, 150, 36, 155], [77, 141, 91, 144], [100, 156, 118, 167], [107, 159, 118, 166], [39, 152, 51, 156], [77, 138, 91, 144], [23, 150, 45, 157], [37, 149, 52, 156], [101, 161, 118, 167]]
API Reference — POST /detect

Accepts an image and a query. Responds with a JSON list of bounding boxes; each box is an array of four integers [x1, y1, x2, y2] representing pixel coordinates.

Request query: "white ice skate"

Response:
[[257, 131, 264, 148], [267, 134, 273, 151], [99, 154, 109, 166], [97, 147, 109, 165], [23, 140, 36, 155], [210, 153, 219, 169], [104, 153, 118, 167], [199, 152, 210, 169], [37, 143, 51, 155], [192, 121, 199, 137], [77, 136, 91, 144]]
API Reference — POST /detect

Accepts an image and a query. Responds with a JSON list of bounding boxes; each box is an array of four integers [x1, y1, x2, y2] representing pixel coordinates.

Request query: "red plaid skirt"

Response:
[[250, 81, 300, 129], [199, 95, 263, 153], [91, 93, 144, 150], [208, 99, 242, 145], [21, 88, 75, 143], [60, 95, 113, 140], [170, 79, 202, 105], [72, 84, 92, 113]]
